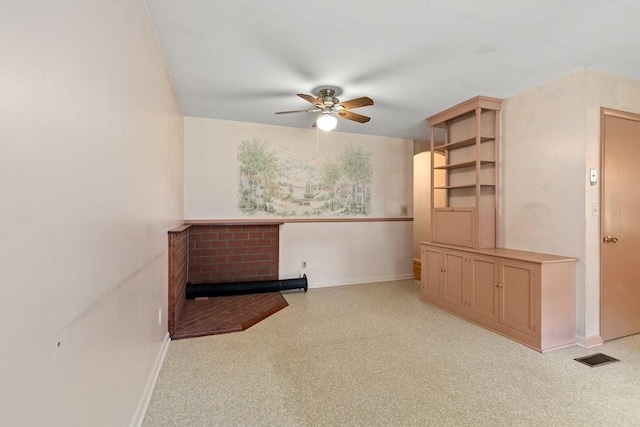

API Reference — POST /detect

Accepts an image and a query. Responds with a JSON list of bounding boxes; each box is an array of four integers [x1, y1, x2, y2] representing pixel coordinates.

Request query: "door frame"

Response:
[[599, 107, 640, 340]]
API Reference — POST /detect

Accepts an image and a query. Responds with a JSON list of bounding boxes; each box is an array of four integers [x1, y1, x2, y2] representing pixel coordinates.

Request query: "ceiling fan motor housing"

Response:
[[318, 88, 339, 106]]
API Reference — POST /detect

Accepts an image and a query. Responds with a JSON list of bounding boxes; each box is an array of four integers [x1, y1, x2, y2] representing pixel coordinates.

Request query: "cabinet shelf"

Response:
[[434, 160, 495, 170], [427, 95, 502, 249], [434, 184, 495, 190], [434, 135, 494, 152]]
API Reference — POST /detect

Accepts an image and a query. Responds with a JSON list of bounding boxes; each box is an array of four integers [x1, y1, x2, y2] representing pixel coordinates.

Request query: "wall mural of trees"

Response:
[[237, 137, 373, 217]]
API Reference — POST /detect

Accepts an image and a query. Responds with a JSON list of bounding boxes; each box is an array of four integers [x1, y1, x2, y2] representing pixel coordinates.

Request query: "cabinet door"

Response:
[[432, 209, 476, 248], [442, 250, 466, 308], [468, 254, 499, 321], [421, 246, 443, 300], [499, 259, 538, 337]]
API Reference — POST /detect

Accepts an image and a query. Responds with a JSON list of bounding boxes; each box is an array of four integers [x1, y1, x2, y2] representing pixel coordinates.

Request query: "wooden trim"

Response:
[[601, 107, 640, 122], [494, 109, 500, 245], [600, 107, 607, 340], [168, 224, 191, 233], [184, 217, 413, 225], [184, 219, 284, 226], [430, 125, 436, 241], [426, 96, 502, 126], [475, 107, 481, 219], [599, 107, 640, 341]]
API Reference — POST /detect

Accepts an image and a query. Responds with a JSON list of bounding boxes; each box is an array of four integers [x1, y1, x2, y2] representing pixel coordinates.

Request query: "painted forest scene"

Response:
[[237, 137, 372, 217]]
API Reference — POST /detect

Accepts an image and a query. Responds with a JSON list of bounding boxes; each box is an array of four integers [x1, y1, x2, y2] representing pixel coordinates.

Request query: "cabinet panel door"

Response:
[[468, 255, 499, 321], [422, 246, 443, 299], [442, 250, 466, 308], [433, 209, 475, 248], [499, 260, 537, 336]]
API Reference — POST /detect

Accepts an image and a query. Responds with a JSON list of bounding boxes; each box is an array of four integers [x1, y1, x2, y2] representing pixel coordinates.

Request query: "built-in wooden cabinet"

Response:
[[420, 95, 577, 352], [421, 243, 577, 352], [427, 96, 501, 249]]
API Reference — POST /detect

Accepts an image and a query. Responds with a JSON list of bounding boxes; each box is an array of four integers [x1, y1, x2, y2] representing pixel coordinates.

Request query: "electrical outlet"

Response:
[[301, 261, 307, 269], [158, 308, 162, 325]]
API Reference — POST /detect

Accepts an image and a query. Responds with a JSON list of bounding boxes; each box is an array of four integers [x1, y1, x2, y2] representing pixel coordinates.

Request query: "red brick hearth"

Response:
[[172, 293, 288, 340], [168, 222, 284, 339]]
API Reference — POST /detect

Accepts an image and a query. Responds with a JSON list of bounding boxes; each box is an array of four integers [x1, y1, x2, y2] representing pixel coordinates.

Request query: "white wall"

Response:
[[184, 117, 414, 287], [280, 222, 413, 287], [0, 1, 183, 426]]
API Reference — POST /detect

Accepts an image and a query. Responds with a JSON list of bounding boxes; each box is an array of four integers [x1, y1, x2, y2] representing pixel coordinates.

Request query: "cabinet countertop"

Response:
[[421, 242, 578, 264]]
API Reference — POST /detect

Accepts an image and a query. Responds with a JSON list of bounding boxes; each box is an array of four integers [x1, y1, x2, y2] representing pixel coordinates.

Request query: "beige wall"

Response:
[[501, 70, 588, 340], [0, 1, 183, 425], [413, 152, 432, 259], [413, 151, 446, 260], [184, 117, 413, 219], [584, 69, 640, 340], [501, 68, 640, 346], [184, 117, 414, 286]]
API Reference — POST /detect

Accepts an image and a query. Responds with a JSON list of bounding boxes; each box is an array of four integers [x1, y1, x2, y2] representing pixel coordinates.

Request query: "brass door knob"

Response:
[[603, 236, 619, 243]]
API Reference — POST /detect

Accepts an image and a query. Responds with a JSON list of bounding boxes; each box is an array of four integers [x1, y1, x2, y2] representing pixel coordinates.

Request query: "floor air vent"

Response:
[[574, 353, 620, 367]]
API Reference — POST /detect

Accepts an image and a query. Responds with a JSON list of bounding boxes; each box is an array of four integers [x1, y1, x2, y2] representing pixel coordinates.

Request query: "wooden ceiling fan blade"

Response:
[[297, 93, 322, 107], [337, 110, 370, 123], [338, 96, 374, 110], [275, 109, 321, 114]]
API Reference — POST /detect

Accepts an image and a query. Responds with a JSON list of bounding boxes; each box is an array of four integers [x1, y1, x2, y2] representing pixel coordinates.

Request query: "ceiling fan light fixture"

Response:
[[317, 113, 337, 131], [275, 89, 372, 129]]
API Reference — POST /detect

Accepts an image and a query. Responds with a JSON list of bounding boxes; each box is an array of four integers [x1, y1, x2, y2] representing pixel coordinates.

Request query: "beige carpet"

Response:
[[144, 279, 640, 426]]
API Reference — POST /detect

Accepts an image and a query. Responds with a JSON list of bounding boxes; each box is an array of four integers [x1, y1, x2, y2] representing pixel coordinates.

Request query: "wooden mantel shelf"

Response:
[[184, 217, 413, 225], [184, 219, 284, 226], [168, 224, 191, 233], [170, 217, 413, 232]]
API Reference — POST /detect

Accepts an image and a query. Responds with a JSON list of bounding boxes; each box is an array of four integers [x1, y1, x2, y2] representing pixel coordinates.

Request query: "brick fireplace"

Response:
[[167, 222, 282, 337], [188, 224, 279, 284]]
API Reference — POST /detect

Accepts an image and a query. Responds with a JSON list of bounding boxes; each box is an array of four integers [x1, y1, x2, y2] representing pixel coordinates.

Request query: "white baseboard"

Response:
[[576, 334, 604, 349], [309, 273, 415, 289], [130, 332, 171, 427]]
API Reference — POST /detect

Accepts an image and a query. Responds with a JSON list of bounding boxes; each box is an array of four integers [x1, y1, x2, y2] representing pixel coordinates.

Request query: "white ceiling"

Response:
[[145, 0, 640, 140]]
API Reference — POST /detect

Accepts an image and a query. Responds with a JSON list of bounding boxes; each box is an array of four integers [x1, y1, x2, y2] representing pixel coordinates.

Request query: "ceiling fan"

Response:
[[275, 88, 374, 131]]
